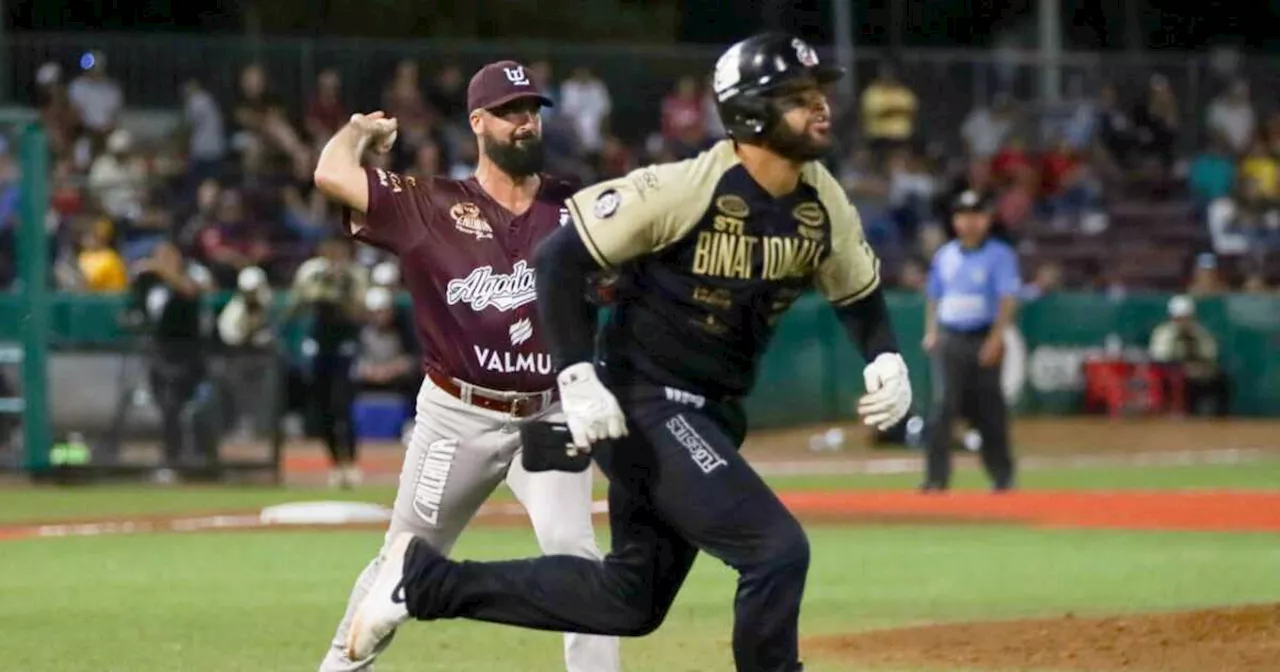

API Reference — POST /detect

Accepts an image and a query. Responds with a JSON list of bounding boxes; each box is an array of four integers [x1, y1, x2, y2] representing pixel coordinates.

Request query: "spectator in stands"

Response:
[[886, 148, 938, 245], [88, 128, 146, 225], [280, 181, 332, 251], [598, 134, 636, 179], [72, 219, 128, 292], [354, 286, 420, 412], [390, 109, 451, 176], [661, 76, 707, 157], [1188, 133, 1237, 217], [1095, 84, 1136, 169], [1187, 252, 1227, 296], [1131, 74, 1180, 170], [1040, 135, 1100, 226], [181, 79, 227, 191], [384, 60, 431, 130], [1207, 79, 1256, 156], [1263, 111, 1280, 157], [896, 256, 928, 292], [701, 73, 725, 139], [36, 62, 78, 161], [1019, 260, 1063, 302], [1240, 268, 1271, 294], [428, 63, 468, 121], [408, 140, 443, 181], [304, 69, 347, 145], [861, 62, 918, 162], [1149, 295, 1230, 416], [196, 188, 273, 288], [961, 92, 1016, 161], [67, 51, 123, 150], [527, 61, 557, 111], [232, 64, 308, 178], [1057, 74, 1098, 152], [990, 136, 1037, 234], [560, 66, 612, 161], [1239, 139, 1278, 200]]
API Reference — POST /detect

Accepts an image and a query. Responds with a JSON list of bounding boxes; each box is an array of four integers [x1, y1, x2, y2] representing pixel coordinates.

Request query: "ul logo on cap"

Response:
[[504, 66, 529, 86]]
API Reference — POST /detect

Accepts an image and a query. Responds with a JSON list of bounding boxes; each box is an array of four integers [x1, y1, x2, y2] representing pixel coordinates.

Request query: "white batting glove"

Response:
[[556, 362, 628, 450], [857, 353, 912, 431]]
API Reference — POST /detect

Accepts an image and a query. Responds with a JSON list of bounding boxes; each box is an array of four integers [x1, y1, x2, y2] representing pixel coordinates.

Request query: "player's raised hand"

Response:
[[349, 111, 398, 154], [857, 353, 912, 431], [556, 362, 628, 450]]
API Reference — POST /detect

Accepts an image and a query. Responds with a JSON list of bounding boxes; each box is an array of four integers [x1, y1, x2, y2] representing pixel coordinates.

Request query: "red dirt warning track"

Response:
[[780, 490, 1280, 532], [3, 489, 1279, 542]]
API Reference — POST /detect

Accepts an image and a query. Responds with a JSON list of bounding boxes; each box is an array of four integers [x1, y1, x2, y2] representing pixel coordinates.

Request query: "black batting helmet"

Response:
[[712, 32, 844, 141]]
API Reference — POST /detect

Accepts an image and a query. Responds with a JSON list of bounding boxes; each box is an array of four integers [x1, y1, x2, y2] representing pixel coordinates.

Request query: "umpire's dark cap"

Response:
[[467, 60, 554, 113], [952, 189, 993, 214]]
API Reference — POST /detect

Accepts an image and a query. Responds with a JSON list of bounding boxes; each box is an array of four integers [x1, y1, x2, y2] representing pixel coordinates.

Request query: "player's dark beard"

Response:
[[483, 132, 545, 177], [762, 121, 830, 162]]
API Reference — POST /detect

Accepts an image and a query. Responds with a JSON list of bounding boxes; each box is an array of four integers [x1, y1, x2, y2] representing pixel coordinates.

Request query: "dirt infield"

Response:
[[808, 603, 1280, 672]]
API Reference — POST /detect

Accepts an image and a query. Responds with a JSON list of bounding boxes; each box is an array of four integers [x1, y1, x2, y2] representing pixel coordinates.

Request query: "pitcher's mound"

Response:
[[808, 603, 1280, 671]]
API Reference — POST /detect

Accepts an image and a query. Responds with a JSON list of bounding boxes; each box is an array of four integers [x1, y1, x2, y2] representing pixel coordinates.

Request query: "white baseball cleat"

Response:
[[346, 532, 414, 662]]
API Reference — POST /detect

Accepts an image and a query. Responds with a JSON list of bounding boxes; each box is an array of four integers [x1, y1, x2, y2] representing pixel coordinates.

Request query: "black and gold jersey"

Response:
[[565, 140, 881, 398]]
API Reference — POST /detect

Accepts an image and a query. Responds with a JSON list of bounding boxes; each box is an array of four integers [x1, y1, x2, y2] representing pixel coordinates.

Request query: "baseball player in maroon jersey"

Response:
[[312, 60, 620, 672]]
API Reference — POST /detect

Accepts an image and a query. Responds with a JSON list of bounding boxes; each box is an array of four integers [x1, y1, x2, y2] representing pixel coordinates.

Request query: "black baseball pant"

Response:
[[925, 327, 1014, 490], [399, 384, 810, 672], [311, 353, 358, 466]]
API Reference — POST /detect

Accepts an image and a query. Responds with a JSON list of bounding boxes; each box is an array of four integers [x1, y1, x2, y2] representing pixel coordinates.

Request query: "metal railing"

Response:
[[5, 33, 1279, 150]]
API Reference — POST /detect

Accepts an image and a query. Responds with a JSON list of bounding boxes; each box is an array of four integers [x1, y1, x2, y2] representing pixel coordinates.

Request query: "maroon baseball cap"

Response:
[[467, 60, 554, 113]]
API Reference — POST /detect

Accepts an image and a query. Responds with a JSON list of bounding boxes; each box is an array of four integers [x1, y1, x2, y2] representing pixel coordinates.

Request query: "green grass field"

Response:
[[4, 458, 1279, 671]]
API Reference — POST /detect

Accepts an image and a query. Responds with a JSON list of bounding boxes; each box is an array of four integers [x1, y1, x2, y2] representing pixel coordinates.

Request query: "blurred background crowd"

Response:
[[3, 46, 1279, 307]]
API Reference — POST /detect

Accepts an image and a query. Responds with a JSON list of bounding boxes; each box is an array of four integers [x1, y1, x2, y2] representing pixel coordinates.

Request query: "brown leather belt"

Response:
[[427, 369, 556, 418]]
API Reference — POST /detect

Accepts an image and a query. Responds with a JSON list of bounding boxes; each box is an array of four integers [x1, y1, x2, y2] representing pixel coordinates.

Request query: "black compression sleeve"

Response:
[[534, 225, 601, 371], [834, 286, 899, 360]]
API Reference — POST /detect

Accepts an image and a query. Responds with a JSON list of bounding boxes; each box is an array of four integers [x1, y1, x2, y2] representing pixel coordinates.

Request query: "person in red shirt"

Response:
[[196, 188, 272, 288], [1040, 137, 1080, 197], [990, 135, 1033, 186], [1039, 136, 1098, 224], [305, 69, 347, 144], [661, 75, 708, 157]]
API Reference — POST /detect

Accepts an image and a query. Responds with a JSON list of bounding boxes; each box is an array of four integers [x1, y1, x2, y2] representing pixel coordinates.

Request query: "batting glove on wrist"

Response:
[[556, 362, 628, 450], [858, 353, 912, 431]]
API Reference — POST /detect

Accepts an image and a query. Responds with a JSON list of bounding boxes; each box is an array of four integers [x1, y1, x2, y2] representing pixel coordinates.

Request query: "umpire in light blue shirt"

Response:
[[921, 190, 1021, 492]]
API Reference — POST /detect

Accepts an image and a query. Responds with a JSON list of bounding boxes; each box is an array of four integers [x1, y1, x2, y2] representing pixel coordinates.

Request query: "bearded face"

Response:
[[760, 83, 834, 162], [479, 100, 546, 177]]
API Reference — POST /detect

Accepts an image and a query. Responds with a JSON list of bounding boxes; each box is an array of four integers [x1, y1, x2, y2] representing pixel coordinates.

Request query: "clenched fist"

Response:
[[349, 111, 398, 154]]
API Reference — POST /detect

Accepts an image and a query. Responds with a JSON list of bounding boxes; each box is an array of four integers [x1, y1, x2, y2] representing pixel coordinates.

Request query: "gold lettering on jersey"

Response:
[[692, 286, 733, 310], [792, 202, 825, 226], [761, 237, 826, 280], [715, 194, 750, 218], [692, 231, 758, 279], [449, 202, 494, 240], [713, 215, 745, 236]]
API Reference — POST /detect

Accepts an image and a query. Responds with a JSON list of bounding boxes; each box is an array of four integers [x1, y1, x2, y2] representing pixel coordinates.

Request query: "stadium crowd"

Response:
[[0, 51, 1277, 297]]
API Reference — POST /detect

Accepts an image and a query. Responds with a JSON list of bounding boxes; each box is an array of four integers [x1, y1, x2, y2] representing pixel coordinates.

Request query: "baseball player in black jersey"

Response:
[[343, 33, 913, 672]]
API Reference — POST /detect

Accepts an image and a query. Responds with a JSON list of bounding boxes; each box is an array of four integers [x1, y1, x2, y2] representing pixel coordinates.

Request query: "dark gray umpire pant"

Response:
[[925, 326, 1014, 490]]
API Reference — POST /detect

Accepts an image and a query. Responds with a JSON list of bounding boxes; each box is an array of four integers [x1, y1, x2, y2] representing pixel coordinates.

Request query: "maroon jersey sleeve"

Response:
[[344, 167, 432, 253]]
